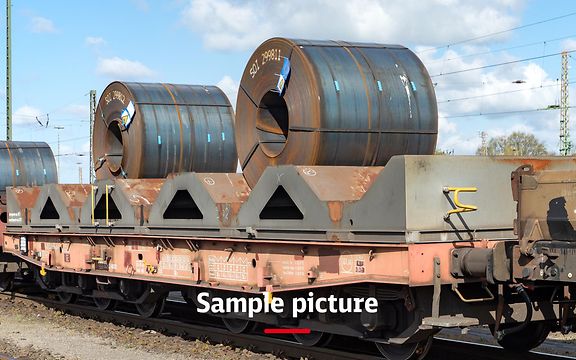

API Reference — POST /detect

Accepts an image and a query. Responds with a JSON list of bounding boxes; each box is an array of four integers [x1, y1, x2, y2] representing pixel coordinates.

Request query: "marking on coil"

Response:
[[15, 169, 19, 176], [302, 168, 317, 177], [204, 177, 216, 186], [399, 74, 413, 119], [221, 132, 226, 141], [207, 133, 211, 143], [157, 135, 162, 145], [377, 80, 383, 92], [334, 80, 340, 92]]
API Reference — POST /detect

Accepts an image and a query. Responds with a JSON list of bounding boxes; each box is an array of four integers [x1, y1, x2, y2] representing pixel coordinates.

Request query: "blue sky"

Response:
[[0, 0, 575, 182]]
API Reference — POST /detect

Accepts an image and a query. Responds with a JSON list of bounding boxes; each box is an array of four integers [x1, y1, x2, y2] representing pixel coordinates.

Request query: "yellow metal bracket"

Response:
[[443, 186, 477, 219], [105, 184, 114, 226], [91, 185, 97, 225]]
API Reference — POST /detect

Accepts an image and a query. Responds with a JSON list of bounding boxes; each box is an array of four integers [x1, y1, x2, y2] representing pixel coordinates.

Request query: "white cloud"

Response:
[[561, 38, 576, 52], [30, 16, 56, 33], [59, 104, 89, 119], [14, 105, 44, 126], [96, 57, 155, 80], [216, 75, 239, 108], [85, 36, 106, 46], [420, 42, 561, 155], [420, 46, 558, 115], [130, 0, 150, 12], [438, 115, 457, 134], [180, 0, 520, 51]]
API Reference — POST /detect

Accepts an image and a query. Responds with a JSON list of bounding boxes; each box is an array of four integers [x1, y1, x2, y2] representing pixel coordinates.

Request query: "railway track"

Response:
[[1, 289, 574, 360]]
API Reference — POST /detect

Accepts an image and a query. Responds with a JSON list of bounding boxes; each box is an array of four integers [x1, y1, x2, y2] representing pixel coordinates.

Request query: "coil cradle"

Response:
[[236, 38, 438, 186], [93, 81, 238, 180]]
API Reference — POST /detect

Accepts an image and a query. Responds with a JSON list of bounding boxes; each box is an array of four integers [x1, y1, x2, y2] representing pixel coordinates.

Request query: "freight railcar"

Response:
[[0, 38, 575, 360]]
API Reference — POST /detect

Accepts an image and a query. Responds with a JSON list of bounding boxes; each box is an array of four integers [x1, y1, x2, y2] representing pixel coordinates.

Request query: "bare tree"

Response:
[[476, 132, 548, 156]]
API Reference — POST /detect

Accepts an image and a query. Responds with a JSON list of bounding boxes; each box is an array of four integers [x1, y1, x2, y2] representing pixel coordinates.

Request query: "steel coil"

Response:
[[93, 81, 237, 180], [0, 141, 57, 191], [235, 38, 438, 186]]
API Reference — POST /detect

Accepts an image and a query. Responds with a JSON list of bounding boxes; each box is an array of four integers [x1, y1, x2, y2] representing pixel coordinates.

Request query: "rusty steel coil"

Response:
[[0, 141, 57, 190], [93, 81, 237, 180], [235, 38, 438, 186]]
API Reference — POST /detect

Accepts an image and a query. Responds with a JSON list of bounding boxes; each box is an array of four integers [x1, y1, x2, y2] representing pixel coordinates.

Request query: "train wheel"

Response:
[[222, 318, 257, 334], [34, 267, 57, 289], [0, 273, 14, 292], [93, 297, 117, 311], [375, 337, 432, 360], [135, 296, 166, 318], [292, 331, 333, 347], [493, 322, 550, 352], [181, 289, 196, 306], [57, 292, 77, 304]]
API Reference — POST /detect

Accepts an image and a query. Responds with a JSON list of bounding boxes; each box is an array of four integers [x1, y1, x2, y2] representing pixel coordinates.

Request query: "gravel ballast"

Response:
[[0, 294, 276, 360]]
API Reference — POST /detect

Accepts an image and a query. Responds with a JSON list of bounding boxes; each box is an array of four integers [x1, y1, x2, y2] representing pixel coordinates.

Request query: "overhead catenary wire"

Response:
[[431, 49, 576, 77], [441, 105, 576, 119], [417, 10, 576, 54], [425, 33, 576, 65], [437, 80, 575, 104]]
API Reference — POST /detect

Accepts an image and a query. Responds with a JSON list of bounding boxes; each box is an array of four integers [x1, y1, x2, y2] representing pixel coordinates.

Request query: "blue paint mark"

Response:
[[334, 80, 340, 92], [15, 169, 19, 176], [410, 81, 417, 91], [207, 133, 211, 143], [221, 132, 225, 141], [377, 80, 383, 92], [157, 135, 162, 145], [43, 169, 47, 176]]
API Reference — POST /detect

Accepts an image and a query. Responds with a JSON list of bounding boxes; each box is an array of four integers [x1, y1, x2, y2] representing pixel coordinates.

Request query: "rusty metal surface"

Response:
[[237, 165, 383, 237], [11, 155, 576, 244], [5, 186, 42, 225], [93, 81, 237, 180], [236, 38, 438, 186], [30, 184, 91, 226], [509, 164, 576, 283], [148, 172, 251, 230], [512, 164, 576, 254], [115, 179, 164, 223], [76, 179, 164, 230]]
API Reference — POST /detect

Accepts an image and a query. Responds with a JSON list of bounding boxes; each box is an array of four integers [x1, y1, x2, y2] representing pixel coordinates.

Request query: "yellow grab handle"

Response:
[[105, 184, 114, 226], [443, 186, 478, 218], [91, 185, 96, 225]]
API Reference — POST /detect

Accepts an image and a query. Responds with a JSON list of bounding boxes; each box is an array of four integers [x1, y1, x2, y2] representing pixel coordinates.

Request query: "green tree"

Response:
[[435, 149, 453, 155], [476, 131, 548, 156]]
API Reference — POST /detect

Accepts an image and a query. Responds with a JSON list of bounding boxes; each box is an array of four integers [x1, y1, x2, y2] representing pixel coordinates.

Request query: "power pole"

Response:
[[6, 0, 12, 140], [89, 90, 96, 183], [54, 126, 64, 182], [77, 162, 83, 184], [560, 50, 571, 155], [479, 131, 488, 156]]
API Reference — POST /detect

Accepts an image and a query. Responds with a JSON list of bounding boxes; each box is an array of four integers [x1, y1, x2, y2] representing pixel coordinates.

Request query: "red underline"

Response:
[[264, 328, 311, 334]]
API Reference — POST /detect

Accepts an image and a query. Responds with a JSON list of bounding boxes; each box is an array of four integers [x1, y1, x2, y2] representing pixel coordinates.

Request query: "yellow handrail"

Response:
[[105, 184, 113, 226], [443, 186, 478, 218], [91, 185, 96, 225]]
